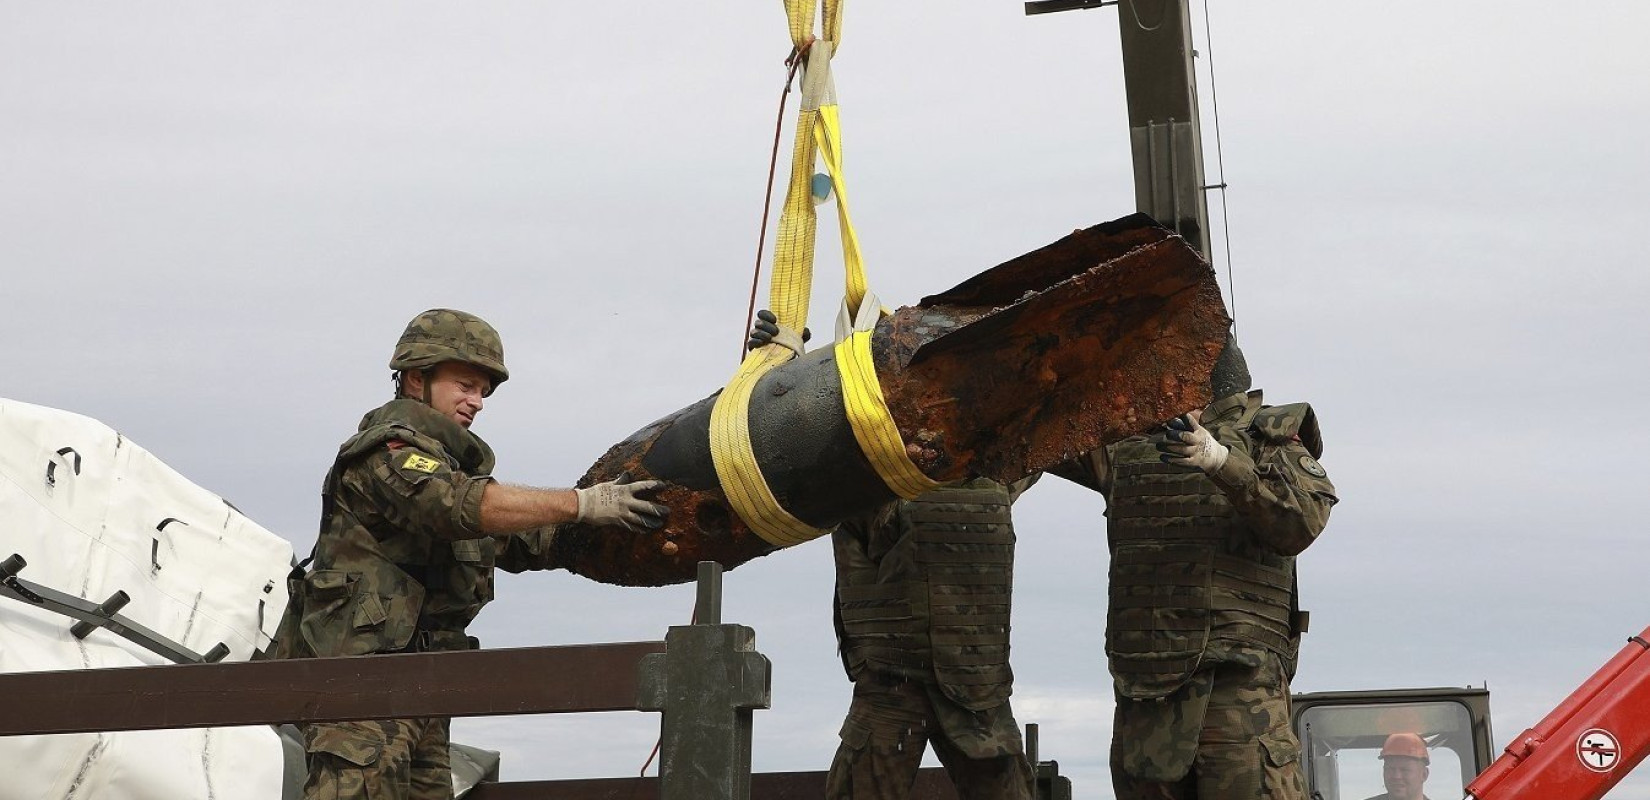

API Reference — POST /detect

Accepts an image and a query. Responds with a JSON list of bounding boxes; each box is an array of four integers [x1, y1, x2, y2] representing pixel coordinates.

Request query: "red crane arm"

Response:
[[1468, 626, 1650, 800]]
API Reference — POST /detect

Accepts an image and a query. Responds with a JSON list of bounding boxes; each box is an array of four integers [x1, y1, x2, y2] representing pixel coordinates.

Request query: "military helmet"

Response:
[[389, 309, 509, 393], [1210, 331, 1252, 400]]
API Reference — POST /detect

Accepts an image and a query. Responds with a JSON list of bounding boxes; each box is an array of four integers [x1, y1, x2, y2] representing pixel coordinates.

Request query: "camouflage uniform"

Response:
[[1060, 390, 1337, 800], [826, 478, 1036, 800], [283, 398, 558, 800]]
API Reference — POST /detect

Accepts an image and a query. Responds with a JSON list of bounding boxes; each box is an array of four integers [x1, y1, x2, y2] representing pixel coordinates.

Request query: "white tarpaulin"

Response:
[[0, 397, 292, 800]]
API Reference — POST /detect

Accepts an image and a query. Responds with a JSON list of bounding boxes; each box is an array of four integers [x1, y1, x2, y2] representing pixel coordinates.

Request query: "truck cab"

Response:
[[1292, 687, 1495, 799]]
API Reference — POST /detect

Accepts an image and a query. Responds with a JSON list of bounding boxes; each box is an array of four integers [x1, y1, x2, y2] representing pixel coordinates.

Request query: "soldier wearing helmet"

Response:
[[1055, 334, 1339, 800], [1362, 733, 1431, 800], [279, 309, 667, 800]]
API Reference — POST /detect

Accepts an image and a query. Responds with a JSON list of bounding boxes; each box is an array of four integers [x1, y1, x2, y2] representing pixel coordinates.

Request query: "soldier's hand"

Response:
[[1156, 410, 1229, 472], [747, 309, 810, 354], [575, 472, 669, 532]]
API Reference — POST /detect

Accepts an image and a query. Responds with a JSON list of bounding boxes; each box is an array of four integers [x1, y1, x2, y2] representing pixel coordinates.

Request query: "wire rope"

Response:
[[1199, 0, 1239, 338]]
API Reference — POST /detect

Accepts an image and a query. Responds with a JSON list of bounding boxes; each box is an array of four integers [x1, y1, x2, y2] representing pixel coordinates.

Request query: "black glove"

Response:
[[746, 309, 811, 353]]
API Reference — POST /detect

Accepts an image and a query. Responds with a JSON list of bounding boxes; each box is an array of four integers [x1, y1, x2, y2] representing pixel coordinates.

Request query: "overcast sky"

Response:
[[5, 2, 1649, 797]]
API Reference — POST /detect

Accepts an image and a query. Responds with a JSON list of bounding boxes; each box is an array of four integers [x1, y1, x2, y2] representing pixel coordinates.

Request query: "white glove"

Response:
[[575, 472, 668, 532], [1156, 410, 1229, 473]]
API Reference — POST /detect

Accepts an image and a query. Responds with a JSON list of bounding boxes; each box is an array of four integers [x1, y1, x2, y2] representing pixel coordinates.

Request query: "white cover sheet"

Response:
[[0, 397, 292, 799]]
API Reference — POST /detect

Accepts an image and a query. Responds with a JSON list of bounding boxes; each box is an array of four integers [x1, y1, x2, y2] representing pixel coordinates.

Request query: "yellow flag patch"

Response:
[[401, 453, 441, 474]]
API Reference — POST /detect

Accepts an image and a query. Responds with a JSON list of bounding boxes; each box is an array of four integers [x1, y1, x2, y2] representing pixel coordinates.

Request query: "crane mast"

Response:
[[1027, 0, 1213, 257]]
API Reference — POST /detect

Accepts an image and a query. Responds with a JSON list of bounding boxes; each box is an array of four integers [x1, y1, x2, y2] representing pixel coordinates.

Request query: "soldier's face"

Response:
[[418, 362, 491, 428], [1382, 757, 1428, 800]]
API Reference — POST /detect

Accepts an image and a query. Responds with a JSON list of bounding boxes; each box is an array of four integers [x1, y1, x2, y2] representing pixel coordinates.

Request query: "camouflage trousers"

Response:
[[302, 717, 452, 800], [826, 675, 1034, 800], [1111, 656, 1303, 800]]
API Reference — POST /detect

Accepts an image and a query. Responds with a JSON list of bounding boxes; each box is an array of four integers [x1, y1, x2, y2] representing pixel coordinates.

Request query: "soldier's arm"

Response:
[[347, 445, 498, 541], [831, 511, 879, 584], [495, 527, 559, 573], [1047, 447, 1115, 500], [476, 482, 579, 533], [1006, 473, 1042, 502], [1206, 434, 1337, 557]]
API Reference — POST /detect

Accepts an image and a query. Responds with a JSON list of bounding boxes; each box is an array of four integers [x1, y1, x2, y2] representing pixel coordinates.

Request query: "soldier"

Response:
[[278, 309, 667, 800], [825, 479, 1039, 800], [1055, 335, 1338, 799], [1362, 733, 1432, 800], [748, 310, 1037, 799]]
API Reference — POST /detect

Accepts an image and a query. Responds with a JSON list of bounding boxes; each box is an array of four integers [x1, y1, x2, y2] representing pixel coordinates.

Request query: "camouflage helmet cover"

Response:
[[389, 309, 509, 392]]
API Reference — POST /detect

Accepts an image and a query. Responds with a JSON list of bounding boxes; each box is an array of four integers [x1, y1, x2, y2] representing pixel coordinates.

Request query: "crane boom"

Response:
[[1467, 626, 1650, 799]]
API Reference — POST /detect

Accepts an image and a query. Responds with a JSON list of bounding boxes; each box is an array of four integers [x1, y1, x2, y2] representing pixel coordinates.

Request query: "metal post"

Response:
[[637, 562, 772, 800], [695, 560, 722, 626], [1117, 0, 1211, 256], [1024, 0, 1212, 256]]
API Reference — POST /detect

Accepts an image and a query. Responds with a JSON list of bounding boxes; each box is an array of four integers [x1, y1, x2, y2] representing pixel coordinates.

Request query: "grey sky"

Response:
[[5, 2, 1649, 796]]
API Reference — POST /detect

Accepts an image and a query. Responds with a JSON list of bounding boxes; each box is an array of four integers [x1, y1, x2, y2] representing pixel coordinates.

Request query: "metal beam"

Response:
[[0, 641, 664, 736], [1118, 0, 1211, 256], [1024, 0, 1117, 15]]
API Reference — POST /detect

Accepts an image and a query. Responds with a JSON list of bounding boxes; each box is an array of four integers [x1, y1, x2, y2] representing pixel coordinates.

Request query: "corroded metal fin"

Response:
[[550, 215, 1230, 587], [882, 215, 1228, 483]]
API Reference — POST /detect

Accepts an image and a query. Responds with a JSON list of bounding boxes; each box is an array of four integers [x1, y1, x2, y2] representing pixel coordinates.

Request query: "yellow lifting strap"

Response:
[[710, 1, 939, 548]]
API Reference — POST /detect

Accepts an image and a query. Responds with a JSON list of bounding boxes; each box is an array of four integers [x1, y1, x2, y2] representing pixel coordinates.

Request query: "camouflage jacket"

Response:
[[1057, 390, 1338, 698], [831, 476, 1036, 711], [282, 399, 557, 658]]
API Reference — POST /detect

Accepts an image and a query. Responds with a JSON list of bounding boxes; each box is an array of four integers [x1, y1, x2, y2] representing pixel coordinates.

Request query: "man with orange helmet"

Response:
[[1362, 733, 1432, 800]]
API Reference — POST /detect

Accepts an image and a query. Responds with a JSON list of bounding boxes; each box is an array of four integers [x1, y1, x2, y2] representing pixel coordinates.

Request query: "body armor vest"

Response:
[[1105, 394, 1298, 700], [303, 400, 497, 655], [835, 479, 1016, 711]]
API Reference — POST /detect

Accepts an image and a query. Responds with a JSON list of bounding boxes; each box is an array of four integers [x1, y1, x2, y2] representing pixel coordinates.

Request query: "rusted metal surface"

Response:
[[466, 768, 961, 799], [0, 641, 663, 736], [551, 214, 1229, 586]]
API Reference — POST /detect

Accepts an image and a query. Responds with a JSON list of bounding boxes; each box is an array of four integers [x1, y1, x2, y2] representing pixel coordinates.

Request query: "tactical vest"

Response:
[[835, 480, 1016, 711], [1104, 393, 1298, 700], [290, 400, 498, 658]]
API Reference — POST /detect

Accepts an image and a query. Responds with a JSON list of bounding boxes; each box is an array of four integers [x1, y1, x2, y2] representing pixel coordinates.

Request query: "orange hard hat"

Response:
[[1379, 732, 1430, 764]]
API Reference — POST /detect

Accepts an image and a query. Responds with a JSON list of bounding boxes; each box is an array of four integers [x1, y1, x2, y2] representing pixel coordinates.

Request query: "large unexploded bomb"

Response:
[[550, 214, 1231, 586]]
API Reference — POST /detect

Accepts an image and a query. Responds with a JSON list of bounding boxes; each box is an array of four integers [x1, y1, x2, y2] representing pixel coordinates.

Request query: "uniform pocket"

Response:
[[305, 721, 386, 767], [299, 571, 362, 656], [837, 717, 870, 750], [1260, 729, 1300, 768], [1258, 727, 1305, 797], [300, 571, 415, 656], [353, 592, 388, 629], [451, 539, 482, 563], [450, 538, 496, 608]]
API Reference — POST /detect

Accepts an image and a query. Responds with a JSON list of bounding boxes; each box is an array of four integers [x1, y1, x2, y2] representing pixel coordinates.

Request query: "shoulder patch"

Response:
[[401, 453, 441, 474], [1297, 454, 1327, 478]]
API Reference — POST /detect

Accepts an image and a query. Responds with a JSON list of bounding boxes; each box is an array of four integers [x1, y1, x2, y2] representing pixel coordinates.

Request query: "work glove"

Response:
[[575, 471, 669, 532], [1156, 410, 1229, 472], [747, 309, 811, 354]]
